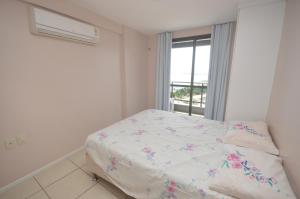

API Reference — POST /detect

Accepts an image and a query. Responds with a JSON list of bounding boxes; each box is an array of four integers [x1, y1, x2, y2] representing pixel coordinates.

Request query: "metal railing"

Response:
[[170, 81, 208, 115]]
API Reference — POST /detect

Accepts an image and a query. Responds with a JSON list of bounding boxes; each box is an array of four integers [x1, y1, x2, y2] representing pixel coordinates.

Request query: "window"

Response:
[[170, 35, 211, 116]]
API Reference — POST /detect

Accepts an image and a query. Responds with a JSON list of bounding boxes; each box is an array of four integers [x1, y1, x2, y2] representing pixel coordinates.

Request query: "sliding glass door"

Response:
[[170, 35, 211, 116]]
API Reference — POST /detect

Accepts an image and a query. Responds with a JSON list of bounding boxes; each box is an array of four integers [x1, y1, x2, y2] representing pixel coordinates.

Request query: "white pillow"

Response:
[[223, 121, 279, 155], [209, 146, 296, 199]]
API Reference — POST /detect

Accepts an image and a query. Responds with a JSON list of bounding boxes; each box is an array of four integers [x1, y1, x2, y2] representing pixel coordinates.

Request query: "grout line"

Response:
[[68, 159, 94, 178], [96, 177, 128, 199], [68, 154, 133, 199], [0, 146, 84, 194], [74, 183, 97, 199], [33, 157, 95, 199], [52, 156, 98, 199], [69, 158, 127, 199], [71, 163, 131, 199], [69, 155, 133, 199], [33, 176, 52, 199], [43, 167, 79, 188], [24, 189, 42, 199], [68, 153, 128, 199], [67, 158, 81, 169], [74, 164, 93, 177], [67, 157, 82, 168]]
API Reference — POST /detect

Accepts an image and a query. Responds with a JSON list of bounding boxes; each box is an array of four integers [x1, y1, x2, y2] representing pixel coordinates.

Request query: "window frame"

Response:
[[171, 34, 211, 116]]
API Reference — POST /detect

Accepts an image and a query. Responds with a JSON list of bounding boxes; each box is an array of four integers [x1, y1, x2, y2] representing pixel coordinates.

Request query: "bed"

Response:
[[85, 109, 236, 199]]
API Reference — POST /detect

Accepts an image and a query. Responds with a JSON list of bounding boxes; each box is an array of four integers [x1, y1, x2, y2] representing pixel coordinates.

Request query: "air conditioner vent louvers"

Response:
[[31, 7, 99, 45]]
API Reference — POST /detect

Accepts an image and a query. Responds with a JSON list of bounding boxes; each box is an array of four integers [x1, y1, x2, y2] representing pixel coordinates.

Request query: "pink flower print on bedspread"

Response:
[[222, 151, 278, 188], [97, 131, 108, 141], [142, 147, 156, 160], [208, 168, 217, 177], [198, 188, 206, 198], [222, 152, 243, 169], [181, 143, 197, 151], [160, 178, 182, 199], [106, 156, 118, 172], [227, 153, 241, 162], [191, 178, 207, 198], [233, 122, 265, 137]]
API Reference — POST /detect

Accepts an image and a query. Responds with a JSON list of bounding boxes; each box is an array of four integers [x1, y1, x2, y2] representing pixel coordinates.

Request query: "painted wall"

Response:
[[0, 0, 149, 188], [225, 1, 285, 121], [266, 0, 300, 197], [172, 26, 211, 39], [123, 27, 149, 116], [146, 35, 157, 108]]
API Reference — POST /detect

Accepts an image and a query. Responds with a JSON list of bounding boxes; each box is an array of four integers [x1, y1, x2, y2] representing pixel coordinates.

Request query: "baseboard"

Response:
[[0, 146, 84, 194]]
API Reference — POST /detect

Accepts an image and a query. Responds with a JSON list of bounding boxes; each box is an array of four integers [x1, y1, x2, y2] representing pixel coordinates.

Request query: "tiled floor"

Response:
[[0, 149, 134, 199]]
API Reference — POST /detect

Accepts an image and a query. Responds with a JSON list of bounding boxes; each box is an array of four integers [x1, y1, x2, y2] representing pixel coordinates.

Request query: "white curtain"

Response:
[[155, 32, 172, 111], [204, 22, 236, 121]]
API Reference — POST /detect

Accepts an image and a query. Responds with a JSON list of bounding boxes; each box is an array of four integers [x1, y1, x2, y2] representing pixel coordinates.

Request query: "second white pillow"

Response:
[[223, 121, 279, 155]]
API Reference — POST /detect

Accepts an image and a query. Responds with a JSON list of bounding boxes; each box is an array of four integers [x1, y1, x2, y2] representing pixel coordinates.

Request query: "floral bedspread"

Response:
[[85, 109, 234, 199]]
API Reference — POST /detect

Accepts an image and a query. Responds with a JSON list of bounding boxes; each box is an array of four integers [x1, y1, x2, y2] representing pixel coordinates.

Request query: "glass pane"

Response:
[[170, 46, 193, 84], [170, 38, 211, 116], [191, 83, 208, 115], [170, 86, 191, 114], [192, 44, 210, 115], [194, 45, 210, 83]]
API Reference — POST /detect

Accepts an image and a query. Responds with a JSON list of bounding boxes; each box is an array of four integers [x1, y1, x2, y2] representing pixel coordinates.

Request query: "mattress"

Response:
[[85, 109, 234, 199]]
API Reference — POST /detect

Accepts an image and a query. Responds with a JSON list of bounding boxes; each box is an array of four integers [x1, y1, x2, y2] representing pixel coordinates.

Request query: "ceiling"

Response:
[[68, 0, 253, 34]]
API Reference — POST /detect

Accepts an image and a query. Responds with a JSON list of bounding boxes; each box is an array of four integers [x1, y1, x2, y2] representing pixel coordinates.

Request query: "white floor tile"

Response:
[[79, 164, 94, 177], [78, 184, 120, 199], [68, 150, 93, 177], [26, 191, 48, 199], [69, 149, 86, 167], [0, 178, 41, 199], [97, 179, 127, 199], [35, 160, 77, 188], [45, 169, 96, 199], [0, 151, 135, 199]]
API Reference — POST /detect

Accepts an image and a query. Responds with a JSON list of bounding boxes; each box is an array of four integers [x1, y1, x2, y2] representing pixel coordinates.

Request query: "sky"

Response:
[[170, 45, 211, 84]]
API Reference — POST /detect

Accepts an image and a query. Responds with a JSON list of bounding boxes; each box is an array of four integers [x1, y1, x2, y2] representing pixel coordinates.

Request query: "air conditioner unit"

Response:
[[30, 7, 99, 45]]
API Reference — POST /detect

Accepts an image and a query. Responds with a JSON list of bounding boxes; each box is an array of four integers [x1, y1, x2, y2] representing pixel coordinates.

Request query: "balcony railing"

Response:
[[170, 81, 208, 115]]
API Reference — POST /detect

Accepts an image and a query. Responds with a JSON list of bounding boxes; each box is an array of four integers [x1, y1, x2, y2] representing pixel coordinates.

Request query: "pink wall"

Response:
[[266, 0, 300, 197], [147, 35, 157, 108], [172, 26, 211, 39], [0, 0, 149, 188], [123, 27, 149, 116]]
